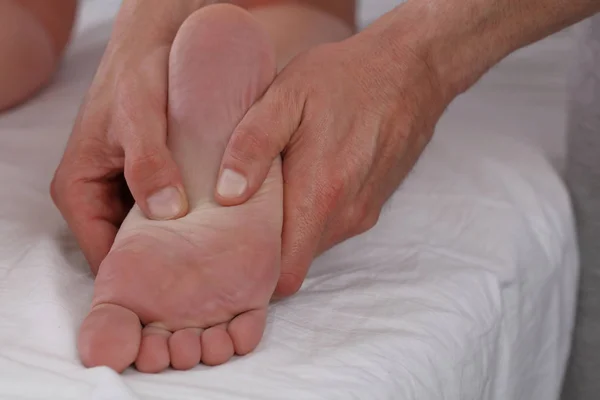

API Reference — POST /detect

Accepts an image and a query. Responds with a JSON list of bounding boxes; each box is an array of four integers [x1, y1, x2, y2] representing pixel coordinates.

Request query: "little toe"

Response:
[[168, 328, 202, 370], [78, 303, 142, 373], [201, 323, 235, 366], [135, 326, 171, 373], [228, 308, 267, 356]]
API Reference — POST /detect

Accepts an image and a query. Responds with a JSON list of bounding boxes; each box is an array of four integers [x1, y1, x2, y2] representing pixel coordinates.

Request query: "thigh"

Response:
[[562, 14, 600, 400]]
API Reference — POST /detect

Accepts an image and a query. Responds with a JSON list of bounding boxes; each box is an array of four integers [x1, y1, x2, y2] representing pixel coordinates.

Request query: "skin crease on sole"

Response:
[[77, 4, 283, 373]]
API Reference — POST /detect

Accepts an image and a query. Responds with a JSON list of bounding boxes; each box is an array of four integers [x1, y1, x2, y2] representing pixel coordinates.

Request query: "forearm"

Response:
[[242, 1, 356, 70], [368, 0, 600, 100]]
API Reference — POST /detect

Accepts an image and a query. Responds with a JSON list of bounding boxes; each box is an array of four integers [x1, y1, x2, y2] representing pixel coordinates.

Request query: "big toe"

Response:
[[78, 303, 142, 373]]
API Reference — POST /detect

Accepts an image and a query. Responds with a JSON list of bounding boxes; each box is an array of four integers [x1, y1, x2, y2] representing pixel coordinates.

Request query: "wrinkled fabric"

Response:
[[0, 1, 579, 399]]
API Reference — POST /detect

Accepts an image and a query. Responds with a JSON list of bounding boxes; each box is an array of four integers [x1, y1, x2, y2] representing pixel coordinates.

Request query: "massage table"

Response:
[[0, 0, 580, 398]]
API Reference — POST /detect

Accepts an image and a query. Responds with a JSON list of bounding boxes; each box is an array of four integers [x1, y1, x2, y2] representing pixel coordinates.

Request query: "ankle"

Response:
[[248, 3, 354, 70]]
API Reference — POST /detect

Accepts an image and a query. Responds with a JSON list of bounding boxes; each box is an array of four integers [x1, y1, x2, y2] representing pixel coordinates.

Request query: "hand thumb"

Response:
[[215, 87, 302, 206], [123, 135, 188, 220]]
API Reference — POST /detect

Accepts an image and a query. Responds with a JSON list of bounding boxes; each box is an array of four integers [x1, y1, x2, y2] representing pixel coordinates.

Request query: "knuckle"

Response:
[[49, 174, 61, 205], [319, 172, 346, 211], [271, 81, 302, 112], [228, 126, 271, 165], [277, 271, 303, 296], [49, 168, 80, 215], [361, 209, 381, 232], [349, 200, 380, 235], [125, 150, 168, 184], [49, 166, 70, 207]]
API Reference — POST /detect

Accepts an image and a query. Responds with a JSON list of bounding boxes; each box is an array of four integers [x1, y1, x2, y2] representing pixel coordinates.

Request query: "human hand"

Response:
[[215, 12, 453, 297], [50, 1, 209, 273]]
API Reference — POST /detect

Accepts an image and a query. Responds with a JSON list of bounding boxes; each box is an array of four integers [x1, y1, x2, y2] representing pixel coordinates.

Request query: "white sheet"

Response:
[[0, 1, 579, 399]]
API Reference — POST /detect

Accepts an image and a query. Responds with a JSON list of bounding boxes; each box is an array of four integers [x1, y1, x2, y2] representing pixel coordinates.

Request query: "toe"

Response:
[[201, 323, 235, 366], [78, 303, 141, 373], [135, 326, 171, 373], [168, 328, 202, 370], [228, 308, 267, 356]]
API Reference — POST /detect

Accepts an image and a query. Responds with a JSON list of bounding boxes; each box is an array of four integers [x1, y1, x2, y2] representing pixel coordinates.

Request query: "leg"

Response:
[[78, 3, 354, 373], [0, 0, 77, 111]]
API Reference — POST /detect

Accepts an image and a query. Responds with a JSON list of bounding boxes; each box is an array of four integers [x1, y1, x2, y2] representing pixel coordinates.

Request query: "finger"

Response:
[[274, 147, 330, 297], [73, 218, 118, 276], [121, 127, 188, 221], [215, 84, 303, 206], [51, 175, 126, 274]]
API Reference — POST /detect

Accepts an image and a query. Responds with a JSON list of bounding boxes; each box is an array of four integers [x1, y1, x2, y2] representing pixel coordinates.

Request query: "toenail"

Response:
[[147, 187, 184, 220], [217, 169, 247, 198]]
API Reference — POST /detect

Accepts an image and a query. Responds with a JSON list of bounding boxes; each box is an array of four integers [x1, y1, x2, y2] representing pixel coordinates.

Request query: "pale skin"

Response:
[[1, 0, 599, 373], [3, 0, 355, 371], [0, 0, 77, 110], [46, 0, 600, 300], [215, 0, 600, 297], [78, 4, 285, 372], [77, 3, 355, 372]]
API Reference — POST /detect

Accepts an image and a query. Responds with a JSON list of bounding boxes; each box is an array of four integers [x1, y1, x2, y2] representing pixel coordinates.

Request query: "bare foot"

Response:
[[77, 4, 281, 373]]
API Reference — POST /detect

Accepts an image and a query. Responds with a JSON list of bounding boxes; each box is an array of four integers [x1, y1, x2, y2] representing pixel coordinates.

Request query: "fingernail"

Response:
[[147, 186, 183, 220], [217, 169, 247, 199]]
